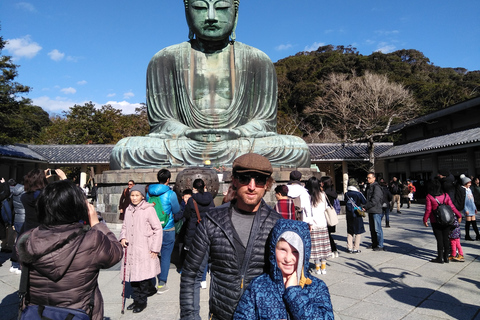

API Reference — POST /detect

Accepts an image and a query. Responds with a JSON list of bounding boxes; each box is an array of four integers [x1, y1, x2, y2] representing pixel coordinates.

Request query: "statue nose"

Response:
[[207, 6, 218, 21]]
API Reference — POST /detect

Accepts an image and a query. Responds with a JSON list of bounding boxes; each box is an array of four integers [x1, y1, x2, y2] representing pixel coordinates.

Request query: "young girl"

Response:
[[305, 177, 332, 275], [233, 219, 334, 319], [119, 185, 163, 313], [449, 214, 465, 262]]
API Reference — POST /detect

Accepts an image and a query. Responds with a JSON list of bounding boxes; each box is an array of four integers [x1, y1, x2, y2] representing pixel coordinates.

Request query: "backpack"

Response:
[[333, 198, 341, 214], [1, 194, 14, 226], [148, 195, 168, 227], [433, 194, 455, 226]]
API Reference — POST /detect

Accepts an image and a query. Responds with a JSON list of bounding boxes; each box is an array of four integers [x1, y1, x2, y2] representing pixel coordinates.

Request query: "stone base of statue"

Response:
[[95, 166, 322, 225]]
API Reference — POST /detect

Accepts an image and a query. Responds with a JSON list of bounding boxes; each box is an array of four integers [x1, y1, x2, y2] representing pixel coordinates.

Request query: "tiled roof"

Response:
[[379, 127, 480, 158], [26, 144, 115, 164], [0, 145, 46, 161], [309, 143, 393, 161]]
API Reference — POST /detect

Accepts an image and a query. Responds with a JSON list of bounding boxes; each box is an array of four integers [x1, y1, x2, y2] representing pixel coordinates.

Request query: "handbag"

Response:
[[346, 193, 366, 217], [18, 235, 94, 320], [325, 196, 339, 227]]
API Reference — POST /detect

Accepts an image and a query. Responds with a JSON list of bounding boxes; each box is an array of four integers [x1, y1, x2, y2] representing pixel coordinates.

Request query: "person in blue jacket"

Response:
[[233, 219, 334, 320]]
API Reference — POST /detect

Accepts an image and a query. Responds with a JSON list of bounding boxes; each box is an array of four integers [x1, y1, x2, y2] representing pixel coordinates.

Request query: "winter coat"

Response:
[[345, 187, 366, 235], [11, 184, 25, 223], [233, 219, 334, 320], [287, 183, 311, 221], [304, 192, 328, 228], [20, 190, 42, 232], [146, 184, 180, 230], [365, 182, 383, 214], [183, 192, 215, 249], [180, 200, 282, 320], [119, 200, 163, 282], [423, 193, 461, 225], [440, 174, 456, 202], [17, 222, 123, 320]]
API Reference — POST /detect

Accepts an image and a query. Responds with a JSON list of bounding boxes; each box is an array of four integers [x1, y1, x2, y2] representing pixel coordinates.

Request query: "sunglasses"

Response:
[[235, 173, 269, 186], [128, 183, 134, 186]]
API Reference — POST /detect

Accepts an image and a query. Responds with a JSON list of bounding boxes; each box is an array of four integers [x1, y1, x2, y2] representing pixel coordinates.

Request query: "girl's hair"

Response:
[[426, 178, 443, 197], [37, 180, 88, 226], [193, 179, 205, 194], [320, 176, 333, 189], [274, 185, 289, 196], [305, 176, 322, 207], [23, 169, 48, 192]]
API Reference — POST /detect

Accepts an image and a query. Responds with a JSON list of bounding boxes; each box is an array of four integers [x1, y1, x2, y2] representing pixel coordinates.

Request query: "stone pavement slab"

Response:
[[0, 203, 479, 319]]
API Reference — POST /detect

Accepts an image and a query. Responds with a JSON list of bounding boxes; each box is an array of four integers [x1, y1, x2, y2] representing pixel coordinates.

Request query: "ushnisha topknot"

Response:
[[232, 153, 273, 176]]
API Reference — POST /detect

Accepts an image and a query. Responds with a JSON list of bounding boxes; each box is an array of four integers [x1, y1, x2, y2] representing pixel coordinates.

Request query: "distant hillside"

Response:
[[274, 45, 480, 117]]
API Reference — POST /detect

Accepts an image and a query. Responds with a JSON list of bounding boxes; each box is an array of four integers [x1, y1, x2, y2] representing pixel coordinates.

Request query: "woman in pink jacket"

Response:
[[423, 178, 461, 264], [120, 185, 163, 313]]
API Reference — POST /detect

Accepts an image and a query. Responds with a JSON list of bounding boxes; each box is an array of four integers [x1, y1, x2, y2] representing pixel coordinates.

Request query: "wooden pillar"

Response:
[[80, 164, 88, 188], [342, 161, 348, 194]]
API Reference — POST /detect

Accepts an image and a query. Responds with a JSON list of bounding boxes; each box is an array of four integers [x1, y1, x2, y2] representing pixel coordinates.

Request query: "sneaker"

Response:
[[15, 269, 21, 275], [200, 281, 207, 289], [373, 247, 385, 252], [347, 249, 353, 254], [352, 250, 361, 254], [315, 269, 321, 275], [157, 284, 169, 294], [397, 211, 402, 214], [334, 251, 339, 258], [9, 266, 17, 273], [320, 269, 327, 275]]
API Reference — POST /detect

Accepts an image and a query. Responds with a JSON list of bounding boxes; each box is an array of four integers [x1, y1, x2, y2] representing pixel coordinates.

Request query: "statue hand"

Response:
[[185, 129, 241, 142]]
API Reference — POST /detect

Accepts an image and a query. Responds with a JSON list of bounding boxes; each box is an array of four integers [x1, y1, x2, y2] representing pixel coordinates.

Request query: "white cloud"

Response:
[[304, 42, 325, 52], [48, 49, 65, 61], [107, 93, 116, 98], [375, 30, 400, 36], [376, 43, 396, 53], [123, 91, 135, 99], [16, 2, 36, 12], [77, 80, 87, 85], [275, 44, 293, 51], [5, 35, 42, 60], [105, 100, 143, 115], [61, 87, 76, 94], [66, 56, 80, 62], [33, 96, 143, 115]]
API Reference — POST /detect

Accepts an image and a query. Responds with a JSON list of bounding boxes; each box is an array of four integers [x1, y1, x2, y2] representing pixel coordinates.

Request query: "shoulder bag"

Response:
[[325, 196, 339, 227]]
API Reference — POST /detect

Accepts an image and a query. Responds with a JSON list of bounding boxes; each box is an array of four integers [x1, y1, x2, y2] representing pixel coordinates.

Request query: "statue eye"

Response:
[[191, 1, 208, 9], [215, 1, 231, 9]]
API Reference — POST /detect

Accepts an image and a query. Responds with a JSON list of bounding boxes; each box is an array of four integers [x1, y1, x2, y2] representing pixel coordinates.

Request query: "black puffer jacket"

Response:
[[184, 192, 215, 249], [180, 199, 282, 320]]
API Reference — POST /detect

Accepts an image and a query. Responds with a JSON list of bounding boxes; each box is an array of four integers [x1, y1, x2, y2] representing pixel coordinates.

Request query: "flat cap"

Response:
[[232, 153, 273, 176]]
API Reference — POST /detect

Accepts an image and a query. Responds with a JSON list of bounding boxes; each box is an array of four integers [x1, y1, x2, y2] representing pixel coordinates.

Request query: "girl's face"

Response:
[[130, 190, 144, 205], [465, 181, 472, 188], [275, 240, 299, 278]]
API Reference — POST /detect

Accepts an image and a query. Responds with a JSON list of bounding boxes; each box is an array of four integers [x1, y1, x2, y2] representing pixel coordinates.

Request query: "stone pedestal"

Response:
[[95, 167, 321, 224]]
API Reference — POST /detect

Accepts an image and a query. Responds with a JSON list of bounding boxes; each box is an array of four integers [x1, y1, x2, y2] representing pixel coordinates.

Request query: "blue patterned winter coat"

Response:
[[233, 219, 334, 320]]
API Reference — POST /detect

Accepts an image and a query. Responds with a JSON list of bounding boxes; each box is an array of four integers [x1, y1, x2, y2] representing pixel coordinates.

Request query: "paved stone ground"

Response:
[[0, 203, 479, 319]]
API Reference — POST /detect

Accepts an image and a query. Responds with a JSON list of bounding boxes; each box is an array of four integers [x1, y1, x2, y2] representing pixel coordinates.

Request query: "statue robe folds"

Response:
[[110, 42, 310, 169]]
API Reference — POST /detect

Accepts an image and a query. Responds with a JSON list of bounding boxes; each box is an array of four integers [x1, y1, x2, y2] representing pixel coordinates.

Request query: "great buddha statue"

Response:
[[110, 0, 311, 169]]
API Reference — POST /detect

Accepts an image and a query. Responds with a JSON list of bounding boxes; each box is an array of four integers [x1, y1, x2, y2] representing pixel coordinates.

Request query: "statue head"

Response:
[[184, 0, 240, 42]]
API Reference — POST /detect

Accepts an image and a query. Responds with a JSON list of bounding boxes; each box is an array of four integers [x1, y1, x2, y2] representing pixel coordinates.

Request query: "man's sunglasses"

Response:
[[235, 173, 269, 186]]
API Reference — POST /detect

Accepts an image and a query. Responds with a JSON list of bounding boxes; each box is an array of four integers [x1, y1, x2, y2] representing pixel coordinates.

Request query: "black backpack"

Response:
[[433, 194, 455, 226]]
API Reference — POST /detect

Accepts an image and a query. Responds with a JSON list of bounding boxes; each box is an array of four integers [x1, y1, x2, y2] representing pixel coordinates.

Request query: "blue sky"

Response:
[[1, 0, 479, 115]]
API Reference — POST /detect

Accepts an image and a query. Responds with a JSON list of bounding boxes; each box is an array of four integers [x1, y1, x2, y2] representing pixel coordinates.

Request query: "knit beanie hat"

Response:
[[460, 174, 471, 186], [130, 184, 146, 197]]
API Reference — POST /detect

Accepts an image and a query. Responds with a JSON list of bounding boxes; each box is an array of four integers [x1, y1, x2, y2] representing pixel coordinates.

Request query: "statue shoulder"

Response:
[[234, 41, 272, 62], [149, 42, 191, 64]]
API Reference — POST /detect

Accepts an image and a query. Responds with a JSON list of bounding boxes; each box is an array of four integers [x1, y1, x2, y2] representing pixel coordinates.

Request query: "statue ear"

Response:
[[230, 12, 239, 42], [188, 29, 194, 40]]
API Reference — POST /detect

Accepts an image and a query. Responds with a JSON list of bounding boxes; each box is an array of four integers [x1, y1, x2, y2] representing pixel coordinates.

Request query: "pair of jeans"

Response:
[[157, 230, 176, 284], [368, 213, 383, 248], [382, 206, 390, 226]]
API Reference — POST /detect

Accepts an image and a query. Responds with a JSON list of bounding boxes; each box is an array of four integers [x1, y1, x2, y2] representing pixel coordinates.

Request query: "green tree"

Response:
[[0, 31, 50, 144]]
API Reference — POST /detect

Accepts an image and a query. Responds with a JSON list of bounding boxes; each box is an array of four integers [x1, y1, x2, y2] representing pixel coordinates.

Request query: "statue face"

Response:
[[187, 0, 236, 41]]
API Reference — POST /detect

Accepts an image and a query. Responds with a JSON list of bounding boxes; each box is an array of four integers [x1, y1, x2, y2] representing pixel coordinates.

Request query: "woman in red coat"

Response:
[[423, 178, 461, 263]]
